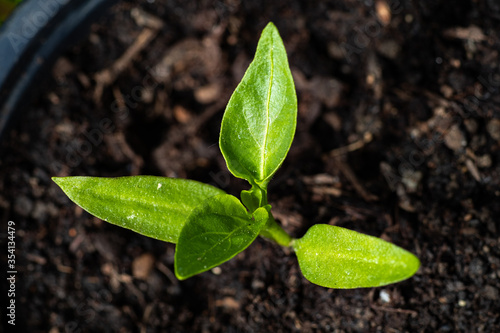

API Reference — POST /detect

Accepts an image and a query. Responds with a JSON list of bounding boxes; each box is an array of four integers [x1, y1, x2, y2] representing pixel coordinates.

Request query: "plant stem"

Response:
[[259, 213, 293, 247]]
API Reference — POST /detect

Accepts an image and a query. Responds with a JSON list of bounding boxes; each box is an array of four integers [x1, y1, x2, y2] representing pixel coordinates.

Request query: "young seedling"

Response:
[[53, 22, 420, 288]]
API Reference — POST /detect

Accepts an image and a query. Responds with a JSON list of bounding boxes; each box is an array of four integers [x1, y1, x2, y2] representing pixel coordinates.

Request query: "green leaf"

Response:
[[293, 224, 420, 288], [52, 176, 225, 243], [240, 185, 266, 213], [219, 22, 297, 188], [175, 194, 269, 280]]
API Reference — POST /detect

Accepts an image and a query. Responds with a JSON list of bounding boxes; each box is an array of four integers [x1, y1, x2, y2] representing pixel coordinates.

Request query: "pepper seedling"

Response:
[[53, 22, 419, 288]]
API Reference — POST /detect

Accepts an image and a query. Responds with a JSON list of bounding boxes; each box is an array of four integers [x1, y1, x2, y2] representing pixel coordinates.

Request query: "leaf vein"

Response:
[[261, 36, 274, 179], [195, 224, 251, 262]]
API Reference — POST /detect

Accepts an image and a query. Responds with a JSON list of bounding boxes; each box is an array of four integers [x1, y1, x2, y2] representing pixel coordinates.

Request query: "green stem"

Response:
[[259, 213, 293, 247]]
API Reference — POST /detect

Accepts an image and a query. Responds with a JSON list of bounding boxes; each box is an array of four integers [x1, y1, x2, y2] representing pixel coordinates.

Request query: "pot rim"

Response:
[[0, 0, 118, 141]]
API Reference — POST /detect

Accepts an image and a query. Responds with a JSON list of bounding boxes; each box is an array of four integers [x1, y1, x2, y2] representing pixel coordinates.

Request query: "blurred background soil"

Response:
[[1, 0, 499, 332]]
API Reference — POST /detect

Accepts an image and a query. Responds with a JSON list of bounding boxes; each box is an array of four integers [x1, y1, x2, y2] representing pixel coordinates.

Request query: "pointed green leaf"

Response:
[[52, 176, 225, 243], [175, 195, 269, 280], [293, 224, 420, 288], [220, 22, 297, 188]]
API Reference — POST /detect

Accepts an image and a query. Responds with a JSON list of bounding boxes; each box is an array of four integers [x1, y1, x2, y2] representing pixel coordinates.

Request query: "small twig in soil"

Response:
[[327, 155, 379, 202], [131, 7, 164, 30], [156, 262, 179, 286], [370, 304, 418, 317], [465, 158, 481, 182], [327, 132, 373, 157], [94, 28, 158, 102], [93, 10, 164, 102], [140, 303, 155, 333]]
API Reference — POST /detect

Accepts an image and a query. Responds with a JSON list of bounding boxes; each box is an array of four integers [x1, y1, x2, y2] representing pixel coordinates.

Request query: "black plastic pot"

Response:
[[0, 0, 118, 141]]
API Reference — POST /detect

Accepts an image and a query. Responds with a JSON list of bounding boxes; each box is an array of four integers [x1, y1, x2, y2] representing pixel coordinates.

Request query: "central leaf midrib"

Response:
[[261, 36, 274, 180], [86, 188, 190, 216], [191, 220, 253, 263]]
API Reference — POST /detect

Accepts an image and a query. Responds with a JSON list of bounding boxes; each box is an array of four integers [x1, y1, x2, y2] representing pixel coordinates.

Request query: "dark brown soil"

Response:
[[1, 1, 500, 332]]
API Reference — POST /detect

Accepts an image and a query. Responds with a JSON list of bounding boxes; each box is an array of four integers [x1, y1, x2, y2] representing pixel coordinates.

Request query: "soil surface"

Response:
[[1, 1, 500, 332]]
